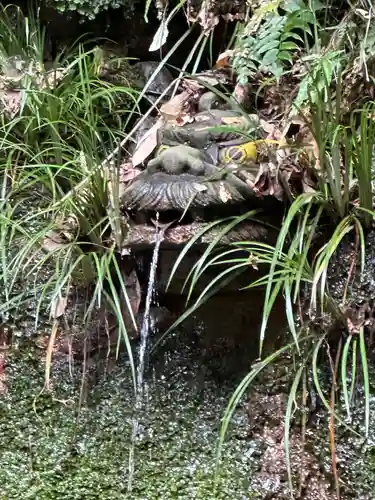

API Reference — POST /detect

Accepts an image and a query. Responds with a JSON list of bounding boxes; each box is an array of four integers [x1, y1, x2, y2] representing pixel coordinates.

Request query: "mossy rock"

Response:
[[95, 46, 174, 105], [132, 61, 174, 97], [45, 0, 140, 21]]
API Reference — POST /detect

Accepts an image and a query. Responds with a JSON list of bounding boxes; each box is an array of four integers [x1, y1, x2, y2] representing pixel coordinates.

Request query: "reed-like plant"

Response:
[[163, 73, 375, 495], [0, 7, 144, 389]]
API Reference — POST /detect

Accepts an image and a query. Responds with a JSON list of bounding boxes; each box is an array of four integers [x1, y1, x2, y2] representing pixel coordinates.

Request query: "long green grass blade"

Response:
[[312, 336, 360, 436], [285, 364, 305, 499], [341, 335, 352, 420], [359, 327, 370, 438], [349, 338, 357, 403]]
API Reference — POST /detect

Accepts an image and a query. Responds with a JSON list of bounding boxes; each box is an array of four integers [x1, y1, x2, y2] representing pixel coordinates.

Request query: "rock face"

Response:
[[133, 61, 174, 100]]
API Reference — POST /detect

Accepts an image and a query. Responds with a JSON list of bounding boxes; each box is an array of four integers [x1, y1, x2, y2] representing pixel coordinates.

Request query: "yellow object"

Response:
[[222, 141, 257, 164], [221, 139, 286, 164], [156, 139, 286, 165]]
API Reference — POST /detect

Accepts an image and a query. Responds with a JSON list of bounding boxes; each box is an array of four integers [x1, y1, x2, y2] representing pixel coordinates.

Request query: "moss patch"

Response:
[[0, 329, 256, 499]]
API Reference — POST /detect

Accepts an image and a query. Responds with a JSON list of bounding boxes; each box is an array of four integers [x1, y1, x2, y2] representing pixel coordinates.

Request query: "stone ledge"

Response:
[[120, 219, 274, 249]]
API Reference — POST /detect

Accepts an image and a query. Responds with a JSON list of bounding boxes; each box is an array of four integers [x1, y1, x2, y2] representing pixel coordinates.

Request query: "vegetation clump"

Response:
[[46, 0, 140, 20], [2, 0, 375, 497]]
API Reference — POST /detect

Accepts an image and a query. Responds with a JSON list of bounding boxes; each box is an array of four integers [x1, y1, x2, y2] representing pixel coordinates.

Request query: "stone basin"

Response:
[[120, 218, 273, 249]]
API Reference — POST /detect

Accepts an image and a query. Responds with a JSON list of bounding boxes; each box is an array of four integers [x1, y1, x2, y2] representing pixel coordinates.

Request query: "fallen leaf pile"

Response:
[[186, 0, 246, 31]]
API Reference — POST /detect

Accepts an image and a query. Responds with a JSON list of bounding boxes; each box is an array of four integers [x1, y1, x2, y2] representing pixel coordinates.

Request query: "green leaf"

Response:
[[280, 41, 298, 51], [261, 48, 279, 65], [285, 364, 305, 498], [341, 335, 353, 420], [278, 51, 293, 62], [359, 327, 370, 438]]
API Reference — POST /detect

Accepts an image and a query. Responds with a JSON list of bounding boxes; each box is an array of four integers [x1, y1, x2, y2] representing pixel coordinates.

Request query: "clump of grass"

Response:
[[0, 0, 209, 397], [0, 5, 144, 389]]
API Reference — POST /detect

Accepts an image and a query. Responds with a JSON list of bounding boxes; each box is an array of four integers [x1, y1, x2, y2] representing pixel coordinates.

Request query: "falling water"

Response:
[[128, 217, 166, 492]]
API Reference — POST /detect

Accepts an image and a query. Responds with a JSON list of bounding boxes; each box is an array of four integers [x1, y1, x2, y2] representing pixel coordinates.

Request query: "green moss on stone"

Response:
[[0, 335, 255, 499], [46, 0, 140, 21]]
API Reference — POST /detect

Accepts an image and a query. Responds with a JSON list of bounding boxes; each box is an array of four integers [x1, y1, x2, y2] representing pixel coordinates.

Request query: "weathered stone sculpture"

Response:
[[123, 144, 258, 211], [119, 92, 281, 247], [121, 97, 265, 214]]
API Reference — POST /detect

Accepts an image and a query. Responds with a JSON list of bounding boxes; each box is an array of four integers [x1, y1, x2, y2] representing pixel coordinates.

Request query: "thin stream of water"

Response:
[[128, 218, 164, 492]]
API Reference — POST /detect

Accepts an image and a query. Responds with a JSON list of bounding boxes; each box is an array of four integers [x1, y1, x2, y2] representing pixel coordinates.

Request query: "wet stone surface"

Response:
[[0, 321, 256, 499], [1, 288, 375, 498]]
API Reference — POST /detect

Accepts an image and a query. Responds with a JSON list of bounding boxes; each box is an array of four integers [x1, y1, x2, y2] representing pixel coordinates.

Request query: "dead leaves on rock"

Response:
[[160, 90, 198, 124], [229, 134, 318, 201], [131, 89, 200, 168], [42, 229, 67, 252], [130, 90, 199, 168], [186, 0, 246, 31]]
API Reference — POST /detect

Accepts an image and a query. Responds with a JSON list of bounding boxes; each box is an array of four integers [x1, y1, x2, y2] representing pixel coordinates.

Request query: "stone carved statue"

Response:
[[119, 92, 283, 247], [121, 93, 269, 215]]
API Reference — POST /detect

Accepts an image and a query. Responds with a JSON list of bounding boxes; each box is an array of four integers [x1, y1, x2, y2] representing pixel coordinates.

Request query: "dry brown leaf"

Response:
[[132, 118, 163, 167], [215, 49, 234, 68], [45, 320, 58, 391], [252, 162, 286, 200], [0, 90, 21, 117], [53, 215, 78, 243], [119, 161, 142, 183], [181, 79, 202, 94], [196, 8, 220, 31], [286, 119, 320, 168], [160, 91, 191, 121], [176, 114, 195, 126], [107, 161, 140, 202], [50, 296, 67, 319], [233, 83, 252, 108], [260, 120, 283, 140], [42, 230, 67, 252], [222, 12, 245, 22]]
